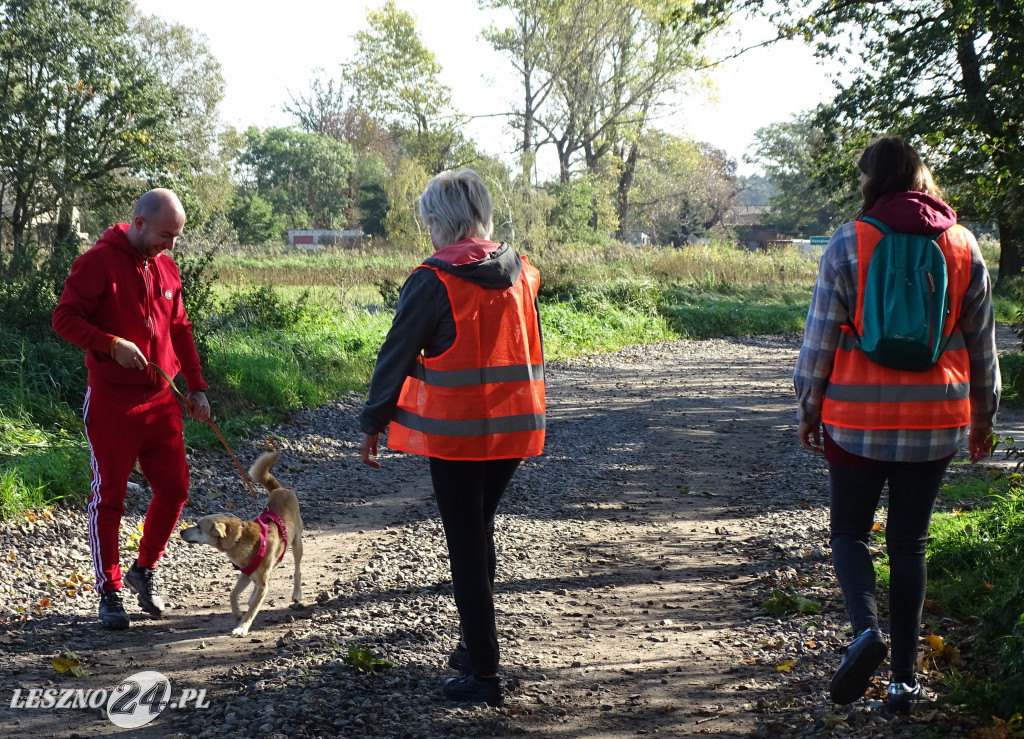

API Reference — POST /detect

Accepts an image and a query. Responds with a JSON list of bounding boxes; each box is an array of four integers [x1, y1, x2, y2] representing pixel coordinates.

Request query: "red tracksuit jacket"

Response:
[[52, 224, 206, 394]]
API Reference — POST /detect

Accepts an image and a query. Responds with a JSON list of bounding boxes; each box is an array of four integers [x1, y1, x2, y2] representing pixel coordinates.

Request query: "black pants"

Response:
[[429, 457, 521, 676], [828, 456, 951, 682]]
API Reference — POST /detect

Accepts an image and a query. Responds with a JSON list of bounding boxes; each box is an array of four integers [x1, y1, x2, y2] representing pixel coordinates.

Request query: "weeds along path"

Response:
[[1, 333, 1019, 738]]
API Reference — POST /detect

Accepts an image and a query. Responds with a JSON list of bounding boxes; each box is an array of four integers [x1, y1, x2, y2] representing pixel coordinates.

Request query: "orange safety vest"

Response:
[[386, 257, 546, 461], [821, 221, 973, 430]]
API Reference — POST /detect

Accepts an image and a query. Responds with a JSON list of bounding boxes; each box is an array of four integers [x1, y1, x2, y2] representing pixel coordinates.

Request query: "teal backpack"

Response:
[[855, 216, 951, 372]]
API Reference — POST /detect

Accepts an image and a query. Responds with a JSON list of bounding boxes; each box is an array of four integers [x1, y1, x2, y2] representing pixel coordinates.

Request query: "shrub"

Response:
[[220, 284, 310, 331], [0, 235, 82, 338]]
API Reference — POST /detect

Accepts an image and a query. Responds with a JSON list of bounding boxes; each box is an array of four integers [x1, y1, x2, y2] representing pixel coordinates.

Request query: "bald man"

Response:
[[54, 188, 211, 629]]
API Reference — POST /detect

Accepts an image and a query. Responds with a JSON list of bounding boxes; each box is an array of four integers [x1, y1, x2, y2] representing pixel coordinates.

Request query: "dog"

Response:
[[180, 450, 303, 636]]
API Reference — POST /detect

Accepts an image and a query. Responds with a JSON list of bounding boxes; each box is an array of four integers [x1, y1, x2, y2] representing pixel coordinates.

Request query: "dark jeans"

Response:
[[829, 456, 951, 682], [429, 457, 522, 677]]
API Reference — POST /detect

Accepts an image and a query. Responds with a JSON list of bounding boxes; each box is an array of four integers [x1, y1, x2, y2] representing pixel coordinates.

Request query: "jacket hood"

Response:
[[98, 224, 145, 260], [423, 238, 522, 289], [863, 192, 957, 235]]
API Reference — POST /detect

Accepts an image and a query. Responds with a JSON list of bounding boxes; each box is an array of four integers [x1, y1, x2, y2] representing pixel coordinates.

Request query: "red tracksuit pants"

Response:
[[82, 382, 190, 593]]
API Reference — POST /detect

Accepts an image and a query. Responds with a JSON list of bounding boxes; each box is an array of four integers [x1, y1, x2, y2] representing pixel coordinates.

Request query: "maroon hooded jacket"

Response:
[[52, 224, 206, 396]]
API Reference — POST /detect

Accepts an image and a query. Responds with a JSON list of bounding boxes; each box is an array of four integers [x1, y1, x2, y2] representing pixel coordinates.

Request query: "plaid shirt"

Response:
[[794, 221, 1000, 462]]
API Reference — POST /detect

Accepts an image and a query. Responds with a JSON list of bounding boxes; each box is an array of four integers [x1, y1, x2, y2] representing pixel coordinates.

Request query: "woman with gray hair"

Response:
[[358, 168, 546, 707]]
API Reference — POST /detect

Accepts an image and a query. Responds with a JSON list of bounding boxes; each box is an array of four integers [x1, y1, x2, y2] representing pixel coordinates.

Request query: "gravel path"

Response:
[[1, 332, 1020, 738]]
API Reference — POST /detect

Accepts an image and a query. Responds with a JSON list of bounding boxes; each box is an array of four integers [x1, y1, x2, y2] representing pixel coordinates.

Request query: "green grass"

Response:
[[863, 462, 1024, 719], [924, 470, 1024, 718], [659, 285, 812, 339], [999, 352, 1024, 407]]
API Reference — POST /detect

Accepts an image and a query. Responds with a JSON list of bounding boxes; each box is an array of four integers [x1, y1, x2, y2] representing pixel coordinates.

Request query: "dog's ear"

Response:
[[213, 521, 228, 540]]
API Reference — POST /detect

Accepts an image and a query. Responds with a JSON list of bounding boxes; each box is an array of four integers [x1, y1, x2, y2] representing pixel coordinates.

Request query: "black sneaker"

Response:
[[125, 562, 165, 617], [885, 679, 922, 715], [829, 627, 888, 704], [448, 641, 471, 673], [98, 591, 130, 630], [442, 674, 503, 707]]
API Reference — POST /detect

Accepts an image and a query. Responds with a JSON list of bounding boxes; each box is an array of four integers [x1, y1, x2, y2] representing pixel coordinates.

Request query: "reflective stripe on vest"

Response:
[[387, 254, 546, 461], [407, 362, 545, 387], [821, 222, 973, 431]]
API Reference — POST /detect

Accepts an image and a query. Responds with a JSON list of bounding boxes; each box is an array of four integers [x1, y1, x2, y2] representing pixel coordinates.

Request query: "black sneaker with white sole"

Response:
[[442, 674, 503, 707], [829, 627, 888, 704], [125, 561, 165, 617], [98, 590, 130, 630]]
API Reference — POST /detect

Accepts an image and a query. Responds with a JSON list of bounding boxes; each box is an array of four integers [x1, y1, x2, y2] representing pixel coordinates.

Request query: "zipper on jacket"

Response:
[[143, 259, 155, 391]]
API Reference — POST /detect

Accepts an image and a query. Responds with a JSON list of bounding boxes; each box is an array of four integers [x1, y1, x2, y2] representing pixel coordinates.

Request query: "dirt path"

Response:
[[1, 334, 1018, 738]]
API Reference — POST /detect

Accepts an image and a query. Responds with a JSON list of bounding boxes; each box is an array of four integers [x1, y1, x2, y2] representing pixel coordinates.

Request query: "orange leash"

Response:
[[148, 362, 260, 501]]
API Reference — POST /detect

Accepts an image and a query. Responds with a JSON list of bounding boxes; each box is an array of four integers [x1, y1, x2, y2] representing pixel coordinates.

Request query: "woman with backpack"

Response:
[[794, 136, 1000, 714]]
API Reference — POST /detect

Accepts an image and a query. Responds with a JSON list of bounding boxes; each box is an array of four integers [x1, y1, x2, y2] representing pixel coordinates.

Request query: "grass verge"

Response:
[[918, 464, 1024, 719]]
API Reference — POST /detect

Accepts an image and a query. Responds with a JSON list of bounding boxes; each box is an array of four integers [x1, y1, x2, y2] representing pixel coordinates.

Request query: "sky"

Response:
[[133, 0, 842, 178]]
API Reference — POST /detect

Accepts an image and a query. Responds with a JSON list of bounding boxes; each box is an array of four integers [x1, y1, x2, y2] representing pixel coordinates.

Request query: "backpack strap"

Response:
[[859, 215, 951, 240], [858, 216, 893, 234]]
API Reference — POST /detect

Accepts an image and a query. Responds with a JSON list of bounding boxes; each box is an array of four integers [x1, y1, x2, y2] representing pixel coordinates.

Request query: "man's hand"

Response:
[[798, 419, 824, 455], [186, 391, 211, 422], [360, 433, 381, 469], [112, 338, 147, 370], [968, 426, 995, 463]]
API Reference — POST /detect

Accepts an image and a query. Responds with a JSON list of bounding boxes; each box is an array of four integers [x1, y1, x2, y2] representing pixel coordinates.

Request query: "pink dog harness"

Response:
[[237, 508, 288, 577]]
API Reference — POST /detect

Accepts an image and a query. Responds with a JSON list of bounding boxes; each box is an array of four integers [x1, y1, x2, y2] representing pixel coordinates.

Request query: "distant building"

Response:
[[288, 229, 364, 247], [724, 205, 797, 251], [624, 231, 650, 245]]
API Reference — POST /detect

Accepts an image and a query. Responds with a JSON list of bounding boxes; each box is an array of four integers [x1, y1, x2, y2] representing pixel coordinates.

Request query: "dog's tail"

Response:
[[248, 451, 282, 492]]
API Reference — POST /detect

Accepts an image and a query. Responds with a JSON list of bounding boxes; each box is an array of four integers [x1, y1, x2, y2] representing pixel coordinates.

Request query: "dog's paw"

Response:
[[231, 624, 250, 637]]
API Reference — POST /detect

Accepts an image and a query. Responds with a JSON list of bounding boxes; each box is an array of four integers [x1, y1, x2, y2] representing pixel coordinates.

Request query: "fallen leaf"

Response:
[[943, 645, 962, 664], [804, 641, 817, 649], [38, 598, 52, 608], [970, 717, 1012, 739], [51, 658, 81, 673], [822, 713, 848, 729], [926, 634, 944, 652], [775, 659, 796, 672]]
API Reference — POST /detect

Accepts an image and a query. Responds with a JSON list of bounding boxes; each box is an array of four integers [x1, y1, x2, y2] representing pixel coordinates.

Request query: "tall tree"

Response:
[[771, 0, 1024, 281], [286, 73, 399, 232], [131, 11, 228, 230], [236, 127, 355, 231], [749, 113, 855, 236], [285, 73, 397, 162], [343, 1, 470, 174], [487, 0, 724, 236], [480, 0, 586, 176], [628, 130, 741, 244], [0, 0, 176, 272]]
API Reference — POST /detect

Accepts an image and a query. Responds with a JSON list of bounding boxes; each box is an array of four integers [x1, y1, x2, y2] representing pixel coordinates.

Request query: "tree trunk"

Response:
[[996, 212, 1024, 288], [557, 141, 571, 184], [615, 142, 639, 240], [6, 189, 32, 277]]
